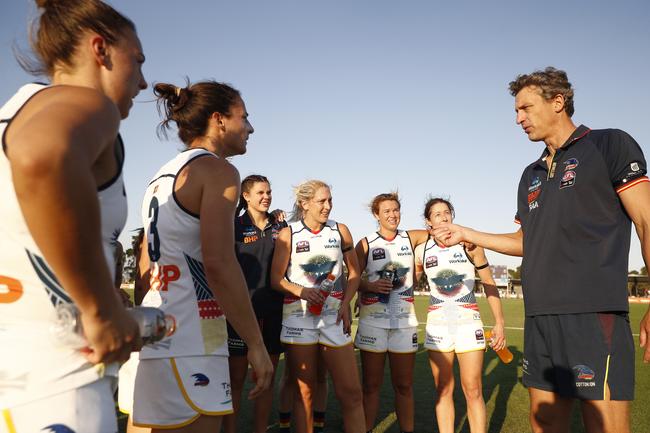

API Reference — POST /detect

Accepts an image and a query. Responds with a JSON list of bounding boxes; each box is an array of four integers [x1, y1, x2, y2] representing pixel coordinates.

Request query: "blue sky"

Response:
[[2, 0, 649, 270]]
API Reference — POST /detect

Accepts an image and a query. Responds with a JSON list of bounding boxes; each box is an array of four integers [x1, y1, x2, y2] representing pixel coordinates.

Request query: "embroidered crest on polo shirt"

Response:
[[560, 170, 577, 189], [564, 158, 579, 171]]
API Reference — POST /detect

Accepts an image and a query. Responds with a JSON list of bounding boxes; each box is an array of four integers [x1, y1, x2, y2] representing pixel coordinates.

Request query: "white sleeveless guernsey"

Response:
[[0, 83, 127, 407], [418, 239, 481, 326], [283, 220, 344, 329], [359, 230, 418, 329], [139, 148, 228, 359]]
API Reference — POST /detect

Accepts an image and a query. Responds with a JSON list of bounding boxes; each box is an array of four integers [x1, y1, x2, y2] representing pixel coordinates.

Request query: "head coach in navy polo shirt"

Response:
[[432, 67, 650, 433]]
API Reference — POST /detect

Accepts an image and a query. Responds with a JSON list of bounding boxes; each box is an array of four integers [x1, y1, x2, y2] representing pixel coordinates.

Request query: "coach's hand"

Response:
[[641, 308, 650, 363], [81, 301, 142, 364], [247, 343, 273, 399], [432, 223, 466, 247]]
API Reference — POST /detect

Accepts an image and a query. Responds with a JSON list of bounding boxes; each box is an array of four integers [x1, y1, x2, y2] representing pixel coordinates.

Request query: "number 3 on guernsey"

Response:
[[148, 196, 161, 261], [0, 275, 23, 303]]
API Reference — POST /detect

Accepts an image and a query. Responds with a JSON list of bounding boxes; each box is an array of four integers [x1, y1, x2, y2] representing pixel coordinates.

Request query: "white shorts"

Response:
[[117, 352, 139, 414], [354, 322, 418, 353], [133, 356, 232, 429], [280, 323, 351, 347], [0, 377, 117, 433], [424, 321, 486, 353]]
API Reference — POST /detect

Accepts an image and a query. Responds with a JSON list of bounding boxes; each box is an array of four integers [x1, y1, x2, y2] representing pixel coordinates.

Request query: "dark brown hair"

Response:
[[508, 67, 575, 117], [370, 192, 401, 216], [236, 174, 270, 215], [20, 0, 135, 76], [423, 197, 455, 221], [154, 80, 241, 146]]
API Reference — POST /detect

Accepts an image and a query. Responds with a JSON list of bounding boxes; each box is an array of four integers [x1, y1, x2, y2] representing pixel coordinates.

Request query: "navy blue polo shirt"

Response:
[[234, 212, 287, 315], [515, 125, 648, 316]]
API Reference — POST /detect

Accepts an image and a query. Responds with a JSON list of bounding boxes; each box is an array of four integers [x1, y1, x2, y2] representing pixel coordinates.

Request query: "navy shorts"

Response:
[[227, 311, 283, 356], [522, 312, 634, 400]]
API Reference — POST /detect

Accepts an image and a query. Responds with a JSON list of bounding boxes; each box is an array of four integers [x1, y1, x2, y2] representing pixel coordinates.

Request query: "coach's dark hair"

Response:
[[508, 67, 575, 117], [154, 79, 241, 146], [369, 192, 401, 216], [19, 0, 135, 76], [423, 197, 455, 222], [236, 174, 270, 215]]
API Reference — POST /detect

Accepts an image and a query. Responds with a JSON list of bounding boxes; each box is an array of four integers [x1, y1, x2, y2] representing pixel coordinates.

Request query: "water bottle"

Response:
[[484, 329, 513, 364], [377, 269, 394, 304], [308, 274, 335, 315], [51, 303, 176, 349]]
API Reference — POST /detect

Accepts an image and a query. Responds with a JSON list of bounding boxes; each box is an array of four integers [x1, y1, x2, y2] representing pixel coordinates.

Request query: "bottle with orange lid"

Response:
[[484, 329, 513, 364]]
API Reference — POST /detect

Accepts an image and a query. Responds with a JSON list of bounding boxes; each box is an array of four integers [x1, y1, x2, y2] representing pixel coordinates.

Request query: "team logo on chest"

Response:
[[426, 255, 438, 268], [560, 158, 578, 189], [431, 269, 466, 296], [300, 255, 336, 285], [372, 248, 386, 260]]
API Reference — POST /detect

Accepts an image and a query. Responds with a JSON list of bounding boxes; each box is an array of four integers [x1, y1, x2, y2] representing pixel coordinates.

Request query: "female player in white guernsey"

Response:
[[354, 193, 428, 433], [414, 198, 506, 433], [0, 1, 146, 431], [270, 180, 365, 433], [131, 81, 273, 432]]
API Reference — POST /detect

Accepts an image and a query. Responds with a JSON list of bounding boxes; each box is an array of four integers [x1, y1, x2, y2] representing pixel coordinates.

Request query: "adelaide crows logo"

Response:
[[375, 262, 409, 290], [192, 373, 210, 386], [431, 269, 466, 296], [300, 255, 336, 285], [42, 426, 75, 433]]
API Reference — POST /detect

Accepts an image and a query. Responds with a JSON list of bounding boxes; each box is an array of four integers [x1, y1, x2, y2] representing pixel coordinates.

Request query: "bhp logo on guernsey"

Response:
[[150, 264, 180, 291]]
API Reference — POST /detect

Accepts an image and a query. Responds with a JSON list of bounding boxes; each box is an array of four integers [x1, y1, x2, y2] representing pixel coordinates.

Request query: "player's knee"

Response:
[[392, 380, 413, 397], [460, 381, 482, 401], [362, 377, 383, 395], [435, 378, 454, 397], [335, 382, 363, 408]]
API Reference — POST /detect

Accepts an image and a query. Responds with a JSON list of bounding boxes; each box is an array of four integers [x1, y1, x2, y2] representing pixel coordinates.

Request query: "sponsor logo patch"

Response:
[[475, 329, 485, 342], [426, 255, 438, 268]]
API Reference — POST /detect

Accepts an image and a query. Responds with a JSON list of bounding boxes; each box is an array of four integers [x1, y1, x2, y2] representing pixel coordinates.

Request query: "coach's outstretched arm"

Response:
[[620, 182, 650, 363], [432, 224, 523, 257]]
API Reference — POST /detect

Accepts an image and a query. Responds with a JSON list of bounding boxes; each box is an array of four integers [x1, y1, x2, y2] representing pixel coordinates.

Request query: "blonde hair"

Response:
[[290, 179, 330, 221]]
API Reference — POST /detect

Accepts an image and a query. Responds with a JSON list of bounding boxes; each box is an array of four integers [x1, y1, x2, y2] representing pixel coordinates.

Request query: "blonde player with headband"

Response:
[[271, 180, 365, 433], [131, 80, 273, 432], [0, 0, 146, 431]]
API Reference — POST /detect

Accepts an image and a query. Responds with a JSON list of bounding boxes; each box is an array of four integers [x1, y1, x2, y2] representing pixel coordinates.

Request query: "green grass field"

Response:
[[118, 297, 650, 432]]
